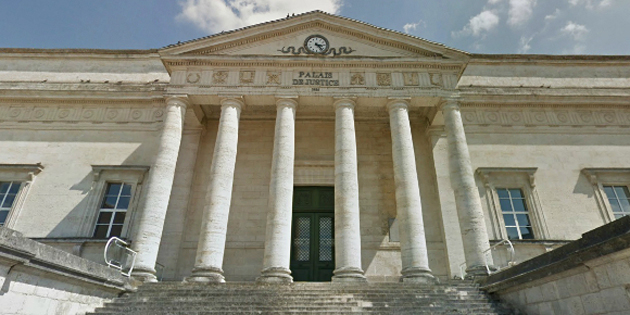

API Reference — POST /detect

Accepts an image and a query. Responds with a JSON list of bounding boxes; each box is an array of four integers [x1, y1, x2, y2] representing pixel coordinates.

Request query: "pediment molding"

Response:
[[177, 21, 445, 58]]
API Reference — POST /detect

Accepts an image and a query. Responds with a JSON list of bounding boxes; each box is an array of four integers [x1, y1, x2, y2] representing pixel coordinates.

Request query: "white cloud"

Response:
[[453, 10, 500, 37], [487, 0, 504, 4], [568, 0, 613, 10], [177, 0, 342, 33], [544, 8, 561, 20], [403, 20, 425, 34], [561, 21, 589, 40], [507, 0, 537, 27], [518, 35, 534, 53]]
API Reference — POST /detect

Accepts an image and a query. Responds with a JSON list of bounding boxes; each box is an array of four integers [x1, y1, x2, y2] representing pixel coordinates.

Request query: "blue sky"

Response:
[[1, 0, 628, 54]]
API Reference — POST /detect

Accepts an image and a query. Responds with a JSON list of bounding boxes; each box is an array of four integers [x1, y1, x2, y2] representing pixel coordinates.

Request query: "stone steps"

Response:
[[88, 280, 514, 315]]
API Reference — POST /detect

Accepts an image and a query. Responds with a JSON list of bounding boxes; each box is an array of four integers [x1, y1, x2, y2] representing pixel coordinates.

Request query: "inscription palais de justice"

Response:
[[292, 72, 339, 86]]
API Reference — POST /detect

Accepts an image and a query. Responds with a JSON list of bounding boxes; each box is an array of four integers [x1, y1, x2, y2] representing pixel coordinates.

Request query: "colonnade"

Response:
[[129, 96, 492, 282]]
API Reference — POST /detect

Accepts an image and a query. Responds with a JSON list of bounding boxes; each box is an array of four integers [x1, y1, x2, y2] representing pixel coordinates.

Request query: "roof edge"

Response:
[[470, 53, 630, 62], [0, 48, 159, 55]]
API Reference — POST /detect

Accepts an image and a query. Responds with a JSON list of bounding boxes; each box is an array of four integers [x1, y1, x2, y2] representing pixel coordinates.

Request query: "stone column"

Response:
[[332, 99, 366, 282], [441, 98, 492, 277], [131, 96, 187, 282], [387, 99, 434, 283], [257, 98, 297, 284], [186, 98, 242, 283]]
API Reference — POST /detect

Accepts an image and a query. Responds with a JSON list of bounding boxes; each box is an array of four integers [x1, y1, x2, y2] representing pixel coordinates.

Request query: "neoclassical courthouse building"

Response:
[[1, 11, 629, 284]]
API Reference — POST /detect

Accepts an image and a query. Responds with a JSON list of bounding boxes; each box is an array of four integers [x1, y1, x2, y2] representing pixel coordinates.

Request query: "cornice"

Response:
[[163, 60, 462, 71], [469, 54, 630, 66]]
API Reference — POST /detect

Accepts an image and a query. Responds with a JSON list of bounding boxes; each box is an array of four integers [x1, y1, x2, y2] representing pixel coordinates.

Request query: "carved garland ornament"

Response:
[[278, 34, 355, 56], [0, 104, 165, 125]]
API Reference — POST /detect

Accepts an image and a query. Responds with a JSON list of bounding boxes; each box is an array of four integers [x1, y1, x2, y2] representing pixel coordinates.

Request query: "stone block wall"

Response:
[[482, 216, 630, 315], [0, 227, 127, 315]]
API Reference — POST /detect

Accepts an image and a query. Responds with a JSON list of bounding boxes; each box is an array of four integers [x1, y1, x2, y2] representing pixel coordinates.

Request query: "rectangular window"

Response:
[[497, 188, 534, 240], [0, 181, 21, 225], [93, 182, 132, 239], [603, 185, 630, 220]]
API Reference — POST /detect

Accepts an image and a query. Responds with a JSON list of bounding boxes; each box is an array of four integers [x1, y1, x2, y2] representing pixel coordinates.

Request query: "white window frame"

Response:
[[477, 167, 549, 240], [78, 165, 149, 239], [0, 164, 44, 228], [582, 168, 630, 223]]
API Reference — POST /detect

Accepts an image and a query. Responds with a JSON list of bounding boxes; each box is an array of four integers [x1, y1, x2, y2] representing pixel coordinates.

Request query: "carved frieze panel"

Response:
[[403, 72, 419, 86], [175, 68, 454, 90], [429, 73, 443, 87], [266, 71, 281, 85], [186, 72, 201, 84], [350, 73, 365, 85], [212, 71, 229, 84], [376, 73, 391, 86], [239, 71, 255, 84], [461, 107, 630, 127]]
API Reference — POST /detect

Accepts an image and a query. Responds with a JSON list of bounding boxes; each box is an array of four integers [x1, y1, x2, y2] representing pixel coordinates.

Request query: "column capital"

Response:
[[275, 98, 298, 110], [220, 97, 244, 112], [440, 98, 461, 112], [386, 99, 410, 112], [333, 98, 356, 110], [165, 95, 190, 109]]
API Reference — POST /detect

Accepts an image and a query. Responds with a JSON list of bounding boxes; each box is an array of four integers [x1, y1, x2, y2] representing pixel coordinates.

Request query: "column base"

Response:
[[464, 264, 494, 280], [332, 267, 367, 283], [400, 266, 436, 284], [184, 266, 226, 283], [256, 267, 293, 284], [130, 268, 158, 283]]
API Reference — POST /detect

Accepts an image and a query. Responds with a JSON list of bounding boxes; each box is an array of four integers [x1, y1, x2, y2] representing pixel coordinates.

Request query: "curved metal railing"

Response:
[[104, 237, 137, 277], [458, 239, 516, 279]]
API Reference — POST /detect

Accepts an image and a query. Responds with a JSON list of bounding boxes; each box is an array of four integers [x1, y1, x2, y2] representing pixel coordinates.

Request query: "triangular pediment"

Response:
[[160, 11, 468, 61]]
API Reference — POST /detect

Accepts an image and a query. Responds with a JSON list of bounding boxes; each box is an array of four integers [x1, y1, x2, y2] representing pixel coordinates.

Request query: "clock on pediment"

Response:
[[304, 35, 329, 54], [278, 35, 354, 56]]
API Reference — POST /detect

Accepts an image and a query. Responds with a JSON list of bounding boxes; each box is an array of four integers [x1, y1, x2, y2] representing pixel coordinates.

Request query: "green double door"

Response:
[[290, 187, 335, 282]]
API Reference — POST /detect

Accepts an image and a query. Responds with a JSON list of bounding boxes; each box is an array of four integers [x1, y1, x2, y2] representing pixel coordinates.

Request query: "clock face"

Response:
[[304, 35, 329, 54]]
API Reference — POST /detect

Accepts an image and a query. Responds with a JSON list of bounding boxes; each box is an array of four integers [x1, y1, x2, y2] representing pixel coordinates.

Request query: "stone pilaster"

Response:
[[257, 98, 297, 284], [441, 98, 492, 277], [186, 98, 242, 283], [387, 99, 435, 283], [130, 96, 187, 282], [332, 99, 366, 282]]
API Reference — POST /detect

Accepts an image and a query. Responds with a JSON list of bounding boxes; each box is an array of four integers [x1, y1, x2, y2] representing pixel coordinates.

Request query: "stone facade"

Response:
[[0, 11, 629, 287]]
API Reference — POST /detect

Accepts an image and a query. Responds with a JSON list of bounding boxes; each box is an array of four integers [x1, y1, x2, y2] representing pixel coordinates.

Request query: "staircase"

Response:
[[89, 281, 514, 315]]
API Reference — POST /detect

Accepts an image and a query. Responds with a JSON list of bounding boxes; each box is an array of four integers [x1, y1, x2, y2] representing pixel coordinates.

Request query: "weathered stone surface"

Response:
[[0, 227, 127, 315], [482, 217, 630, 315]]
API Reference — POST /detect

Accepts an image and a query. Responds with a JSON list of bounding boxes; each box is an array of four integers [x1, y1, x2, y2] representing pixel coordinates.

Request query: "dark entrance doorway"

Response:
[[290, 186, 334, 281]]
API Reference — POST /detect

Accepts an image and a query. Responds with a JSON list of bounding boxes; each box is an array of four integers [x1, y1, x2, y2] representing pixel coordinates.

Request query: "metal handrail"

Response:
[[104, 237, 137, 277], [483, 239, 516, 274], [458, 239, 516, 279]]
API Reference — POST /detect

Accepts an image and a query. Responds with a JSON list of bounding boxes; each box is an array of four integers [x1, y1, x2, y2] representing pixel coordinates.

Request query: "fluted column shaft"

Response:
[[258, 99, 297, 284], [187, 98, 242, 283], [131, 97, 187, 282], [333, 99, 366, 282], [442, 99, 492, 277], [388, 100, 434, 283]]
